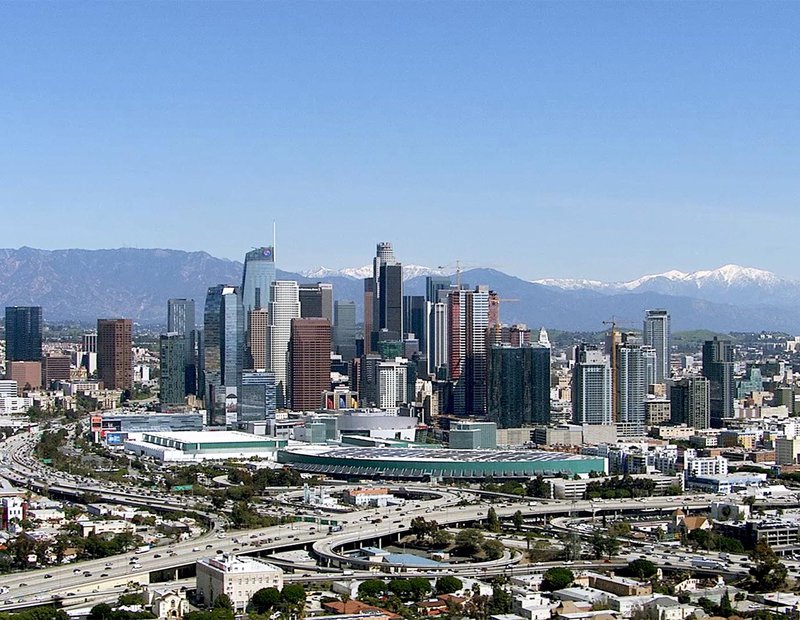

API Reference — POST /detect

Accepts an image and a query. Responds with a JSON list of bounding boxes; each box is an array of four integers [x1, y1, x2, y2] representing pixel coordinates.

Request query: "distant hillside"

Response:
[[0, 247, 798, 332]]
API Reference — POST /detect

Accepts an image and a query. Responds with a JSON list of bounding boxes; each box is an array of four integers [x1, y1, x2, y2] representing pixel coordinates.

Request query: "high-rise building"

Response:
[[643, 309, 671, 384], [671, 377, 710, 429], [202, 285, 243, 421], [289, 318, 331, 411], [426, 275, 451, 304], [370, 242, 403, 348], [82, 333, 97, 354], [403, 295, 427, 353], [572, 344, 612, 425], [448, 286, 489, 416], [488, 343, 551, 428], [238, 370, 276, 423], [378, 358, 408, 408], [615, 334, 646, 437], [299, 283, 333, 325], [428, 301, 448, 376], [363, 278, 375, 354], [159, 333, 187, 405], [167, 299, 195, 335], [358, 353, 382, 407], [97, 318, 133, 391], [333, 301, 357, 362], [241, 247, 276, 332], [41, 354, 70, 387], [5, 306, 42, 362], [702, 336, 734, 428], [269, 281, 300, 408], [167, 298, 197, 396], [246, 309, 270, 370]]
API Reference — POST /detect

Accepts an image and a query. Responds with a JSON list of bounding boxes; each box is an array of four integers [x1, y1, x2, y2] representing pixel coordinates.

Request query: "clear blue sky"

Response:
[[1, 1, 799, 281]]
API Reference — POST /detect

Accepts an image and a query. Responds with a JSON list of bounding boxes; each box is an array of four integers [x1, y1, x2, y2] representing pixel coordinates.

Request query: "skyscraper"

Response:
[[203, 285, 243, 421], [425, 275, 451, 304], [333, 301, 357, 362], [572, 344, 612, 425], [97, 318, 133, 391], [238, 370, 276, 424], [167, 299, 195, 335], [402, 295, 427, 351], [428, 301, 448, 376], [671, 377, 710, 429], [703, 336, 734, 428], [371, 242, 403, 348], [643, 309, 671, 384], [167, 298, 197, 396], [488, 343, 551, 428], [615, 334, 646, 437], [246, 309, 270, 369], [289, 318, 331, 411], [5, 306, 42, 362], [269, 281, 301, 408], [159, 333, 187, 405], [299, 283, 333, 324], [448, 286, 489, 416], [241, 247, 276, 331]]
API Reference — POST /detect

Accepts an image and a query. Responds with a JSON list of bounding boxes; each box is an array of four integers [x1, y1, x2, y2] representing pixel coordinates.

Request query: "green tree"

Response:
[[624, 559, 658, 580], [455, 528, 485, 557], [358, 579, 387, 599], [512, 510, 524, 532], [281, 583, 307, 605], [407, 577, 432, 601], [482, 539, 505, 560], [541, 567, 574, 592], [718, 590, 733, 617], [487, 585, 513, 614], [251, 587, 281, 613], [487, 507, 501, 532], [749, 541, 787, 592], [213, 594, 233, 610], [435, 576, 463, 595], [88, 603, 114, 620]]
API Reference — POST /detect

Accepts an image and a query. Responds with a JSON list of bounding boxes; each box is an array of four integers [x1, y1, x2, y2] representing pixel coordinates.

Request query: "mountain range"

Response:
[[0, 247, 798, 333]]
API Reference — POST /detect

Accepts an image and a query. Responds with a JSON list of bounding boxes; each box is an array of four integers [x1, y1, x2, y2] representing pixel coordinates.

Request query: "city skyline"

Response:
[[2, 2, 799, 280]]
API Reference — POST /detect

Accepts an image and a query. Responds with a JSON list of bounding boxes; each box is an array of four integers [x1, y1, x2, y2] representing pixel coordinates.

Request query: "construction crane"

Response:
[[488, 291, 520, 327], [437, 260, 463, 288]]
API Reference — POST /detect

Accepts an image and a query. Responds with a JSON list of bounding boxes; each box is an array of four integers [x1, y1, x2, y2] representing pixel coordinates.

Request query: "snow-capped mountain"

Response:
[[533, 264, 795, 306], [301, 264, 453, 281]]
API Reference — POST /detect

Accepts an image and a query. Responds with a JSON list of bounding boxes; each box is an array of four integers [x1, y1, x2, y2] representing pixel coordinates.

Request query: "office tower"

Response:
[[159, 333, 187, 405], [448, 286, 489, 416], [426, 275, 451, 304], [246, 309, 270, 369], [702, 336, 734, 428], [82, 333, 97, 353], [238, 370, 276, 423], [241, 247, 276, 331], [5, 306, 42, 362], [571, 344, 612, 425], [643, 346, 657, 388], [403, 295, 427, 353], [41, 354, 71, 387], [643, 309, 671, 384], [488, 291, 501, 329], [378, 358, 408, 408], [289, 318, 331, 411], [428, 301, 448, 376], [299, 283, 333, 324], [203, 285, 243, 421], [269, 281, 300, 408], [488, 343, 551, 428], [363, 278, 374, 354], [167, 298, 197, 396], [167, 299, 195, 335], [370, 242, 403, 348], [358, 353, 382, 407], [615, 334, 646, 437], [671, 377, 710, 429], [6, 361, 42, 393], [333, 301, 357, 362], [97, 318, 133, 391]]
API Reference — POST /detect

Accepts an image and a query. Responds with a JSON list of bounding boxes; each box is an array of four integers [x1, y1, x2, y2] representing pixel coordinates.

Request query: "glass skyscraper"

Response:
[[203, 285, 243, 423], [241, 246, 276, 331], [572, 344, 612, 425], [643, 309, 671, 384], [5, 306, 42, 362]]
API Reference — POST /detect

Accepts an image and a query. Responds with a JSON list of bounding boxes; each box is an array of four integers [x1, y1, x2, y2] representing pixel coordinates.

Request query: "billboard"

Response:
[[105, 432, 127, 446]]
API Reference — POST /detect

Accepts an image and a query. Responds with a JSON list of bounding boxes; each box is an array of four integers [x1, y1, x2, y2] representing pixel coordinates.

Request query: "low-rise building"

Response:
[[196, 555, 283, 612]]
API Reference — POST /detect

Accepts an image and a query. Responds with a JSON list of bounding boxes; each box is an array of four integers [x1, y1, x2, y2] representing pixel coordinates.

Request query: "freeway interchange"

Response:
[[1, 426, 793, 609]]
